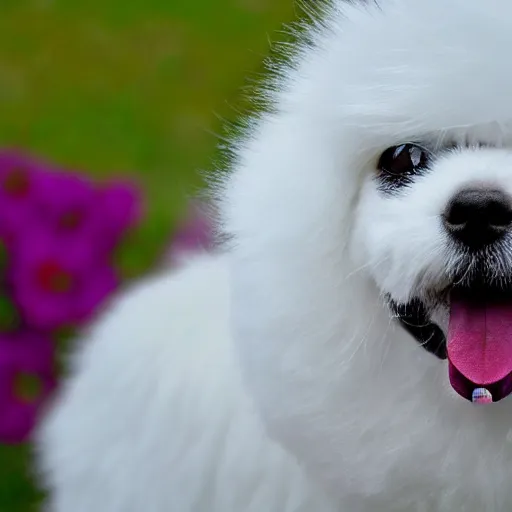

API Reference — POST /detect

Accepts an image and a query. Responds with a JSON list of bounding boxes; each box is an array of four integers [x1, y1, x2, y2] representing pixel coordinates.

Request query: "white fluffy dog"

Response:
[[36, 1, 512, 510]]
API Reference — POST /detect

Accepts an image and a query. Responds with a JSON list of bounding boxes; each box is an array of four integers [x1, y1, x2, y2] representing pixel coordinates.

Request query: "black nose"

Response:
[[444, 188, 512, 249]]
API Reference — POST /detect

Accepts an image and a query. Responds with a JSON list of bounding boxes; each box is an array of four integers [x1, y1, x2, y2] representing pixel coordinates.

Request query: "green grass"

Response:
[[0, 0, 295, 509]]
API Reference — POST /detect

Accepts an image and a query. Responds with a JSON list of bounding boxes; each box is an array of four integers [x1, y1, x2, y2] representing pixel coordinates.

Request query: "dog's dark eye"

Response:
[[376, 144, 430, 192], [378, 144, 429, 175]]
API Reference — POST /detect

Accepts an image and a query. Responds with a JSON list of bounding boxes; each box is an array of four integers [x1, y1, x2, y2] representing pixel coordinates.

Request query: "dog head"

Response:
[[220, 0, 512, 501]]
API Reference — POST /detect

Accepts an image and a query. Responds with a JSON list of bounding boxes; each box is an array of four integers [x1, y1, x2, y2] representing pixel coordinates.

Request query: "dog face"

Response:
[[354, 137, 512, 305], [352, 132, 512, 402]]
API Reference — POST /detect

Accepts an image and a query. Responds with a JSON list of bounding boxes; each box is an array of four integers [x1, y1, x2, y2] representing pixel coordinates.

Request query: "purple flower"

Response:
[[0, 331, 56, 444], [35, 172, 141, 254], [0, 150, 144, 444], [10, 229, 118, 331]]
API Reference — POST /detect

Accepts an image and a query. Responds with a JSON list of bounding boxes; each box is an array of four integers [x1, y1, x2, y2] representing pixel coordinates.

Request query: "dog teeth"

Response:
[[472, 388, 493, 404]]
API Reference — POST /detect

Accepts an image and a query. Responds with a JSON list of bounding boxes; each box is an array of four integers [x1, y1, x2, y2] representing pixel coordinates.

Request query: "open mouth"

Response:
[[391, 284, 512, 404], [448, 287, 512, 404]]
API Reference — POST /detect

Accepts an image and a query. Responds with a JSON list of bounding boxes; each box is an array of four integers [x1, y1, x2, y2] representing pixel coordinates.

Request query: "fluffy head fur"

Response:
[[37, 1, 512, 511]]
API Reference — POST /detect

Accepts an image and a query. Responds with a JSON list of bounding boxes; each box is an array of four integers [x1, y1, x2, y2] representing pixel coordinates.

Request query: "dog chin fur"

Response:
[[36, 1, 512, 511]]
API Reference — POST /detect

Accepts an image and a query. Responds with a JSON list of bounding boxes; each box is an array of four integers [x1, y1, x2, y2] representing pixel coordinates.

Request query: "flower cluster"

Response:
[[0, 151, 141, 444]]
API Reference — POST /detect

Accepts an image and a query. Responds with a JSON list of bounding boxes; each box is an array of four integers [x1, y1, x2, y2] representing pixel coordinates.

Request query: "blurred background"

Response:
[[0, 0, 296, 509]]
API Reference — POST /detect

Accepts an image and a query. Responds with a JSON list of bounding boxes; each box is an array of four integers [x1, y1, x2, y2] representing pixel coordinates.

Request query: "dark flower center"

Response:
[[0, 240, 7, 270], [59, 210, 83, 230], [13, 372, 42, 404], [0, 294, 20, 332], [36, 260, 73, 293], [3, 168, 30, 197]]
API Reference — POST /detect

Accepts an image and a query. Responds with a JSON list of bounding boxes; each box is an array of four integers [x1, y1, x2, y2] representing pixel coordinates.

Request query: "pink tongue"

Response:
[[448, 300, 512, 385]]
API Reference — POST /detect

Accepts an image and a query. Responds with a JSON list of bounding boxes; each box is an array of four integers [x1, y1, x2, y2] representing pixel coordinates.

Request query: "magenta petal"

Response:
[[0, 207, 33, 247], [73, 267, 119, 324], [11, 228, 96, 275], [35, 170, 96, 212], [100, 181, 142, 234], [14, 285, 70, 331]]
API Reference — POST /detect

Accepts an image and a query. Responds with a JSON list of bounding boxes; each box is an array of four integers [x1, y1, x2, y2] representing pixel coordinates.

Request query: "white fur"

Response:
[[36, 255, 336, 512], [37, 1, 512, 510]]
